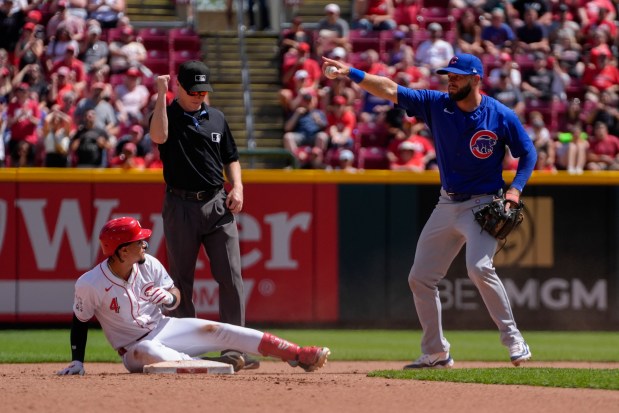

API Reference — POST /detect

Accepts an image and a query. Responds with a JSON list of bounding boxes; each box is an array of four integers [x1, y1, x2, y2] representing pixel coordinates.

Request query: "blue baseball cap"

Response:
[[436, 54, 484, 78]]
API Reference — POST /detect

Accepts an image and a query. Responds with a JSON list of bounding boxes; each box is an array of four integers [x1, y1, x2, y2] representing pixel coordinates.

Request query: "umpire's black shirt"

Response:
[[157, 100, 239, 191]]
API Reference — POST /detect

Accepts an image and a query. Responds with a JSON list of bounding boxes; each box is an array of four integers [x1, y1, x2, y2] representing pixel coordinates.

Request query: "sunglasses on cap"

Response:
[[187, 90, 208, 97]]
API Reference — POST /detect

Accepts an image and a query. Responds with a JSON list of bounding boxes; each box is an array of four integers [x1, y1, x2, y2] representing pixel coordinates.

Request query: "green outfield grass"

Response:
[[1, 329, 617, 390], [1, 329, 619, 363]]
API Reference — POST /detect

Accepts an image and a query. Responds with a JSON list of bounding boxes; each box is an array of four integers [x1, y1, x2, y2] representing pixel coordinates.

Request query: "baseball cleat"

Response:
[[296, 346, 330, 372], [403, 351, 454, 369], [242, 353, 261, 370], [509, 341, 532, 366], [202, 351, 245, 372]]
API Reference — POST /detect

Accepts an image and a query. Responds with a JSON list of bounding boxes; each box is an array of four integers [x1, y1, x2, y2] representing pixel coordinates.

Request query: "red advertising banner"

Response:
[[215, 183, 339, 322], [2, 178, 338, 323], [0, 182, 17, 322]]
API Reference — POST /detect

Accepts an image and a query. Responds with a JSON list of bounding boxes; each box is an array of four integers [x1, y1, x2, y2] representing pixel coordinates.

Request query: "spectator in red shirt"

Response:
[[48, 65, 76, 107], [393, 0, 421, 32], [144, 143, 163, 169], [352, 0, 397, 31], [281, 42, 321, 91], [50, 44, 86, 95], [582, 51, 619, 94], [388, 135, 435, 171], [279, 69, 316, 114], [586, 121, 619, 170], [326, 95, 356, 148], [582, 6, 617, 39], [6, 82, 42, 166], [109, 142, 145, 170]]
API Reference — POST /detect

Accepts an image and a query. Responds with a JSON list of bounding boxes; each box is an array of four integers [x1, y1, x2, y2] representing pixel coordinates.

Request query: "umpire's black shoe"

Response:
[[202, 351, 245, 372], [242, 353, 261, 370]]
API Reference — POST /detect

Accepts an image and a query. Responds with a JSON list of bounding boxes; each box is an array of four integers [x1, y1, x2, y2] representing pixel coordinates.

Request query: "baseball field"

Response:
[[1, 329, 618, 413]]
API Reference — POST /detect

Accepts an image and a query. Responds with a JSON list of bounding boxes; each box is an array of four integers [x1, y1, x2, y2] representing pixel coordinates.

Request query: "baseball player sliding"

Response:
[[57, 217, 330, 375], [322, 53, 536, 368]]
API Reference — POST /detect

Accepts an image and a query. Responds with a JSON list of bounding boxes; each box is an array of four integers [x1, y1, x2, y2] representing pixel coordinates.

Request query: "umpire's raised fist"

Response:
[[156, 75, 170, 93]]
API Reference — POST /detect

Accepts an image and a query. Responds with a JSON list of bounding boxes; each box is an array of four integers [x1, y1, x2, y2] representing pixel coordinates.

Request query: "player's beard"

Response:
[[138, 257, 146, 265], [449, 82, 473, 101]]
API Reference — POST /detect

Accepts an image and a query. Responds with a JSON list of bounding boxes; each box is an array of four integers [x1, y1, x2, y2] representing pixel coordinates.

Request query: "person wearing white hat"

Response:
[[316, 3, 351, 58], [415, 22, 455, 71], [337, 149, 357, 171]]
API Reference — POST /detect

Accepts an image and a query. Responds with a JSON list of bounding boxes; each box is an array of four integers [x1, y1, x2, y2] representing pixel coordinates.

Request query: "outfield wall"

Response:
[[0, 169, 617, 330]]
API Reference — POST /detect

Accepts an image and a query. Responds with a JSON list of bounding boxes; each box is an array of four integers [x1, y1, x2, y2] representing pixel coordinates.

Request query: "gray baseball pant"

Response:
[[408, 190, 524, 355]]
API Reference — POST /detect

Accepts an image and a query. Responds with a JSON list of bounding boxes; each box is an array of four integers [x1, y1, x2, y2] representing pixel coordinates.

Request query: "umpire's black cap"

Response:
[[178, 60, 213, 92]]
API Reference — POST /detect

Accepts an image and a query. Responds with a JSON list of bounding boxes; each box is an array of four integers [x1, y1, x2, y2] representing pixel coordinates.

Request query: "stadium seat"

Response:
[[324, 148, 357, 168], [417, 7, 455, 31], [143, 58, 170, 76], [514, 54, 535, 71], [349, 29, 381, 53], [138, 28, 169, 52], [169, 27, 201, 51], [357, 147, 390, 169], [411, 29, 430, 49], [106, 27, 124, 43], [423, 0, 451, 7], [170, 50, 202, 69], [380, 30, 414, 52], [356, 121, 389, 148]]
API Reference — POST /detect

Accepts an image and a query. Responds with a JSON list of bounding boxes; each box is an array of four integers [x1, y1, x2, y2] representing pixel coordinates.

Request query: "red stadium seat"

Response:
[[169, 27, 201, 51], [349, 29, 381, 53], [416, 7, 455, 30], [106, 27, 124, 43], [357, 147, 390, 169], [356, 121, 389, 148], [380, 30, 414, 52], [170, 50, 202, 68], [138, 28, 169, 51], [143, 58, 170, 76], [147, 49, 169, 60], [411, 29, 430, 49]]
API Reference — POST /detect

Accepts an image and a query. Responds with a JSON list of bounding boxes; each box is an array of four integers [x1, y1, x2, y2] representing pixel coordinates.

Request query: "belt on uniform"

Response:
[[446, 191, 496, 202], [117, 331, 150, 357], [166, 185, 222, 201]]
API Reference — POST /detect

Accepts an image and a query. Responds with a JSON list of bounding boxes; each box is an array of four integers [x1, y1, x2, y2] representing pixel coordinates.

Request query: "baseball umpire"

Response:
[[322, 53, 536, 368], [56, 217, 330, 375], [149, 61, 259, 369]]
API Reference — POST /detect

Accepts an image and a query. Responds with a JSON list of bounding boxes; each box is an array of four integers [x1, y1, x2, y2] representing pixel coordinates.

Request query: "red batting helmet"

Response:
[[99, 217, 152, 256]]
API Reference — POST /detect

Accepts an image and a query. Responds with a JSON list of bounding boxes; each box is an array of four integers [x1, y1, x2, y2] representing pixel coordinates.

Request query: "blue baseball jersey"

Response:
[[396, 86, 536, 194]]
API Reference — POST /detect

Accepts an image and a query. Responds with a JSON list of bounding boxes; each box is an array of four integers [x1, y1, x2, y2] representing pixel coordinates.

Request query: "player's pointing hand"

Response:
[[321, 56, 350, 78]]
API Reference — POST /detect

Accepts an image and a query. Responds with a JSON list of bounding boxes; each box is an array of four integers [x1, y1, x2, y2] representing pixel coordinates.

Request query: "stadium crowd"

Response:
[[278, 0, 619, 173], [1, 0, 618, 173], [0, 0, 199, 169]]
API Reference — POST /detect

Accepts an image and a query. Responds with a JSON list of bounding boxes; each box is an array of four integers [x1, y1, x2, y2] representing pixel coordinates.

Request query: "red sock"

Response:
[[257, 332, 300, 361]]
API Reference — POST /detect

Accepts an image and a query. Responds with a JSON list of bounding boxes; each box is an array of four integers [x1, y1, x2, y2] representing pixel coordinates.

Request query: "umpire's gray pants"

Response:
[[162, 189, 245, 326]]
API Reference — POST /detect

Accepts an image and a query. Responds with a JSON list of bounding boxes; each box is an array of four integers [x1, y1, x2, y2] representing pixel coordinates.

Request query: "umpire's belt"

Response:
[[166, 185, 222, 201], [117, 331, 150, 357]]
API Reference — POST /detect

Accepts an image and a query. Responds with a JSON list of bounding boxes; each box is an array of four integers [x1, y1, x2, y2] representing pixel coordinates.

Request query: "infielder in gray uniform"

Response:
[[321, 53, 536, 368]]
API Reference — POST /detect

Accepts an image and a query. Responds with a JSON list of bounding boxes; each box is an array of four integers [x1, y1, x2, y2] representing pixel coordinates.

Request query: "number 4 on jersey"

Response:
[[109, 297, 120, 313]]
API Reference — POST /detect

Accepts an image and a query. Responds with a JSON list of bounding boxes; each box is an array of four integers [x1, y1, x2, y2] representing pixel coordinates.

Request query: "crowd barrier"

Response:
[[1, 168, 617, 329]]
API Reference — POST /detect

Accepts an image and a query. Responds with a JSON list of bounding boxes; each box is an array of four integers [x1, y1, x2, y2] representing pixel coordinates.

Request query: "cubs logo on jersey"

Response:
[[470, 130, 498, 159]]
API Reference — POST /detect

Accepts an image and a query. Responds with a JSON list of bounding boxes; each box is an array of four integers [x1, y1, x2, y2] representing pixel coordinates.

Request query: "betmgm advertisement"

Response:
[[0, 174, 616, 329]]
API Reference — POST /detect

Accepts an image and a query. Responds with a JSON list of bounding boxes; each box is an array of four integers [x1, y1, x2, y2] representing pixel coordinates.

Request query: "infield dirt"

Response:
[[2, 361, 618, 413]]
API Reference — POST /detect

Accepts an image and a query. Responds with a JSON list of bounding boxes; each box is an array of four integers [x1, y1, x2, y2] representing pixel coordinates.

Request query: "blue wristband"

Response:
[[347, 67, 366, 84]]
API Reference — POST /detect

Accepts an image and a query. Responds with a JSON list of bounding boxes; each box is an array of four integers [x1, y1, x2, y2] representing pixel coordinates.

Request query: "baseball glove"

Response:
[[473, 196, 524, 240]]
